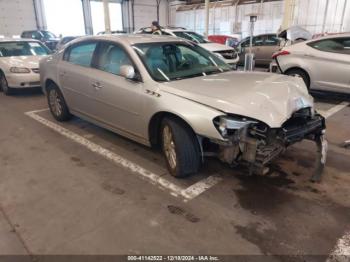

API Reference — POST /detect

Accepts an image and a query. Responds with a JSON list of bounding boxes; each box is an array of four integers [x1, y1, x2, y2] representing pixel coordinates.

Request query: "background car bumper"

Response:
[[5, 73, 41, 88], [222, 56, 239, 65]]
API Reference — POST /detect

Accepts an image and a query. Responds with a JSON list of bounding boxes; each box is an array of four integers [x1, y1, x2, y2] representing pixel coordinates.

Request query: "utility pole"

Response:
[[103, 0, 111, 34], [156, 0, 162, 23], [322, 0, 330, 33], [205, 0, 209, 36]]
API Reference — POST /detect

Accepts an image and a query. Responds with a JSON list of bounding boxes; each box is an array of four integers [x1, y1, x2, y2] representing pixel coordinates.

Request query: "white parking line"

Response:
[[318, 102, 349, 119], [326, 231, 350, 262], [25, 109, 222, 201], [181, 175, 223, 202]]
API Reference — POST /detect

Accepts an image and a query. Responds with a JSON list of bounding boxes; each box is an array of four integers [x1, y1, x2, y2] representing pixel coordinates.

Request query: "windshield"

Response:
[[41, 31, 56, 39], [133, 42, 232, 82], [0, 41, 51, 57], [173, 31, 209, 44]]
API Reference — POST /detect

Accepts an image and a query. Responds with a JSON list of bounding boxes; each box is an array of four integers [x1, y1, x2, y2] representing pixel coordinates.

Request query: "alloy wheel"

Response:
[[49, 89, 63, 117], [163, 125, 177, 170]]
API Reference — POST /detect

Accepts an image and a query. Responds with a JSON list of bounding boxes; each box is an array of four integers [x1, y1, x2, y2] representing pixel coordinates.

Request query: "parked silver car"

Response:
[[273, 34, 350, 94], [40, 35, 327, 181], [237, 34, 281, 66]]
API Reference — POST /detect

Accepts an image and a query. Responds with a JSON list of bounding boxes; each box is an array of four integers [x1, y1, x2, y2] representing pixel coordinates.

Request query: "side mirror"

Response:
[[120, 65, 136, 80]]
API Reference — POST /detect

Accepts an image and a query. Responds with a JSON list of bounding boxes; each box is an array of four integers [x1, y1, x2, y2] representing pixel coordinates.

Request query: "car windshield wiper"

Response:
[[173, 72, 204, 80]]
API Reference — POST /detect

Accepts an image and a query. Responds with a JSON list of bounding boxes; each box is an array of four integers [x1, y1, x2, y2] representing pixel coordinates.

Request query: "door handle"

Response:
[[92, 82, 103, 89], [304, 54, 315, 58]]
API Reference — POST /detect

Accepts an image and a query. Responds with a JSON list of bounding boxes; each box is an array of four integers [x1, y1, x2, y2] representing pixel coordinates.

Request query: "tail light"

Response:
[[272, 50, 290, 59]]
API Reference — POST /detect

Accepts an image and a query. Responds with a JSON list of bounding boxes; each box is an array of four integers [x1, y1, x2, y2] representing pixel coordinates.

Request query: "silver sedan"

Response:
[[40, 35, 327, 181]]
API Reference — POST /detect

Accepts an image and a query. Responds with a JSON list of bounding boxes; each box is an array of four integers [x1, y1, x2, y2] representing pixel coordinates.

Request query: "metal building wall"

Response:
[[0, 0, 37, 37], [132, 0, 169, 31], [173, 2, 283, 38], [172, 0, 349, 37], [293, 0, 350, 34]]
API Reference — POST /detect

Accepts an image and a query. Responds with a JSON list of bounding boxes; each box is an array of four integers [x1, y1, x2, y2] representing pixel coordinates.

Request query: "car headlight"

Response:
[[215, 53, 224, 59], [213, 116, 257, 138], [10, 67, 31, 73]]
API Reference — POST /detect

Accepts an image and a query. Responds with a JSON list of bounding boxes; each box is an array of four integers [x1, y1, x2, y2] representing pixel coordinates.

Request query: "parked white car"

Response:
[[272, 34, 350, 94], [0, 38, 50, 95], [135, 27, 239, 66]]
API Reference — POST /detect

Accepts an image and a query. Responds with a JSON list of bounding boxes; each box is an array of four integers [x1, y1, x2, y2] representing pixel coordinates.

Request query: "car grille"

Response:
[[249, 109, 325, 145], [215, 50, 238, 60], [281, 114, 325, 144], [32, 68, 40, 74]]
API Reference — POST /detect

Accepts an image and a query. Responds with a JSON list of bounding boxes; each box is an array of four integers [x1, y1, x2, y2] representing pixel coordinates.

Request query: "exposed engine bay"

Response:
[[208, 108, 327, 181]]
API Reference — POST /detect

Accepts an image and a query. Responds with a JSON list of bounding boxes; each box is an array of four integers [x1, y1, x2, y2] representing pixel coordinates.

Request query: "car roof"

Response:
[[70, 34, 186, 45], [310, 33, 350, 41]]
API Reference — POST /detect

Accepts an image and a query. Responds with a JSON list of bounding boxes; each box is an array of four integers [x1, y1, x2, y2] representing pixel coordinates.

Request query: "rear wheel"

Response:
[[47, 83, 72, 121], [285, 68, 310, 90], [0, 72, 12, 95], [161, 117, 201, 178]]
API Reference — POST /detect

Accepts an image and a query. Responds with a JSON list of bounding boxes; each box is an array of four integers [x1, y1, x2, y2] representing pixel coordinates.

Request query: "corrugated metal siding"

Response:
[[0, 0, 37, 37], [174, 2, 283, 37], [172, 0, 350, 37]]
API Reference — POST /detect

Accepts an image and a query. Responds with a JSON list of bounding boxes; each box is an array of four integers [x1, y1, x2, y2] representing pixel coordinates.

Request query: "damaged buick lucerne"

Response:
[[40, 35, 327, 182]]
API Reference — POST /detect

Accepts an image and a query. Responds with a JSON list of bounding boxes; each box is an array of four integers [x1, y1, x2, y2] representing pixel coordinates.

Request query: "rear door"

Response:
[[307, 37, 350, 93], [58, 41, 98, 116]]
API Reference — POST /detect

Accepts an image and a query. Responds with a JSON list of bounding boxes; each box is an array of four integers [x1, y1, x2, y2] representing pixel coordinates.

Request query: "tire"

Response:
[[285, 68, 310, 90], [161, 117, 201, 178], [0, 72, 12, 95], [47, 83, 72, 121]]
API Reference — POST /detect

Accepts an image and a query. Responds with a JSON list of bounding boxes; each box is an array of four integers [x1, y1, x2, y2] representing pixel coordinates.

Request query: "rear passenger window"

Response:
[[308, 37, 350, 55], [66, 42, 97, 67]]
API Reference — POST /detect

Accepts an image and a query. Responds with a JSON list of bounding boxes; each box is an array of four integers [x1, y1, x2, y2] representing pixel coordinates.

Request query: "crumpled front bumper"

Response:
[[216, 113, 328, 181]]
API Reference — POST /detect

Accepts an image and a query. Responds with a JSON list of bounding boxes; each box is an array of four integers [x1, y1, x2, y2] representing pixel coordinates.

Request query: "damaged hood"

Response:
[[278, 26, 312, 41], [199, 42, 235, 52], [161, 71, 313, 128]]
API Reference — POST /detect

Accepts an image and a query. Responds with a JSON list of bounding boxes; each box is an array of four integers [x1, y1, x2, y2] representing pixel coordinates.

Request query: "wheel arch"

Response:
[[284, 67, 311, 87], [148, 111, 202, 150], [44, 79, 60, 94]]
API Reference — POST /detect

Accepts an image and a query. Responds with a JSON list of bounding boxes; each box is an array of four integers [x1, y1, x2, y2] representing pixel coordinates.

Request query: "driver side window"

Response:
[[95, 43, 132, 76]]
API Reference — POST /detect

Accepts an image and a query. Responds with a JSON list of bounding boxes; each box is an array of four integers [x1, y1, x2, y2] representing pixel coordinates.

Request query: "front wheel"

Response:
[[0, 72, 12, 95], [47, 83, 72, 121], [161, 118, 201, 178]]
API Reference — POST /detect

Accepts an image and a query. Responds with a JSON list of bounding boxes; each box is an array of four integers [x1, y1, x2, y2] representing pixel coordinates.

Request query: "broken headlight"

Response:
[[213, 116, 257, 138]]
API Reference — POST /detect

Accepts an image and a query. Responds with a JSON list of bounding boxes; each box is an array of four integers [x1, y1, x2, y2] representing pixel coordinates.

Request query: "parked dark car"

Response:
[[56, 36, 81, 50], [21, 30, 59, 51]]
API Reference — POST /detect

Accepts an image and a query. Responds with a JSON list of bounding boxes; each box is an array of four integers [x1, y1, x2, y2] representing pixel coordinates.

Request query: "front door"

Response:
[[88, 42, 144, 139], [307, 37, 350, 93]]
